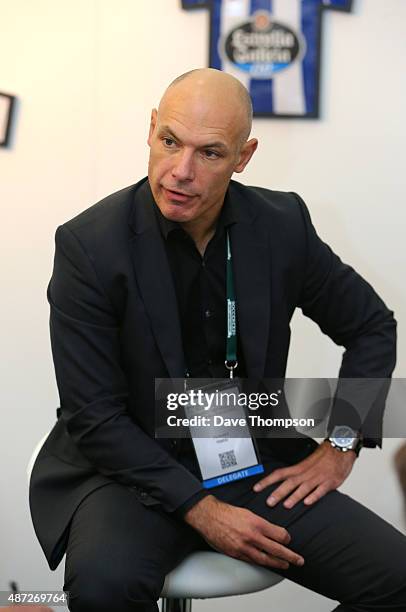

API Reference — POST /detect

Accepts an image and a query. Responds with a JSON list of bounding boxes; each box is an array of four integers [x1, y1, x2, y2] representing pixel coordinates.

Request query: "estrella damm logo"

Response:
[[222, 10, 305, 79]]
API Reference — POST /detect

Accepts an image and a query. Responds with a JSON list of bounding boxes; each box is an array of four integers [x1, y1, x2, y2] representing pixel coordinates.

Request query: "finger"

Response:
[[254, 449, 324, 494], [266, 477, 301, 507], [303, 482, 331, 506], [283, 481, 318, 509], [253, 467, 296, 492], [260, 521, 291, 545], [257, 536, 305, 567], [243, 547, 290, 570]]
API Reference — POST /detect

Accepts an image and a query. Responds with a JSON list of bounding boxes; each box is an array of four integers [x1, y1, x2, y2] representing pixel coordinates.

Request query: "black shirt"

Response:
[[155, 198, 247, 380]]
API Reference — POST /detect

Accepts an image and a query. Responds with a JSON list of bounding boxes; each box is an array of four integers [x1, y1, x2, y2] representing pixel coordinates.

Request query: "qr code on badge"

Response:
[[219, 450, 237, 470]]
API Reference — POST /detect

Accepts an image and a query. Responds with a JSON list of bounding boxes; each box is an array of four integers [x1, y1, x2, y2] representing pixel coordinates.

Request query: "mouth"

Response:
[[162, 186, 197, 203]]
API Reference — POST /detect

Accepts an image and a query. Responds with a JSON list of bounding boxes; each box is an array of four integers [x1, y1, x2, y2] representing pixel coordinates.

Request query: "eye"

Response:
[[162, 137, 176, 148], [204, 149, 221, 159]]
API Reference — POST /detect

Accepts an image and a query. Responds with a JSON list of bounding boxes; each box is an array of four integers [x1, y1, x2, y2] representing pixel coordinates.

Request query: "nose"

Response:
[[171, 149, 195, 182]]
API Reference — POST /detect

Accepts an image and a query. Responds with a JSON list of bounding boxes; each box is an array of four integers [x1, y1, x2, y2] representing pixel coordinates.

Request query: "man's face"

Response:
[[147, 88, 256, 226]]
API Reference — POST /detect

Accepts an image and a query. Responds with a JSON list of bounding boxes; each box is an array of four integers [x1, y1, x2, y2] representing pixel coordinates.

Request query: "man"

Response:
[[29, 69, 406, 611]]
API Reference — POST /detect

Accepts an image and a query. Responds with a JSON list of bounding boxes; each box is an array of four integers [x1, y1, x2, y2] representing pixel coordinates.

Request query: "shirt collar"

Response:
[[153, 189, 237, 240]]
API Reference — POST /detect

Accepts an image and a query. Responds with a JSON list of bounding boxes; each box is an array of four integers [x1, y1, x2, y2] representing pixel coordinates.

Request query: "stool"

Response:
[[26, 432, 50, 481], [160, 550, 283, 611], [27, 435, 284, 610]]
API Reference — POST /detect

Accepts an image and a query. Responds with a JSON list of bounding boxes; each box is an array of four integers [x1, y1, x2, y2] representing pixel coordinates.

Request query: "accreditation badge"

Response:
[[184, 379, 264, 489]]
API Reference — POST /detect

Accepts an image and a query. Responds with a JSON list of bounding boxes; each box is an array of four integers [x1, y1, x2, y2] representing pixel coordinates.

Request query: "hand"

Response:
[[253, 441, 357, 509], [184, 495, 304, 570]]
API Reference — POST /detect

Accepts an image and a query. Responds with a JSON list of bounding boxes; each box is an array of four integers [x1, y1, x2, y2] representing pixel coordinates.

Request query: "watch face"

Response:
[[331, 425, 357, 448], [334, 437, 354, 448]]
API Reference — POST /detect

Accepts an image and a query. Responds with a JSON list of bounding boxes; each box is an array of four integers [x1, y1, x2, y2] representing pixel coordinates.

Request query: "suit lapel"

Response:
[[228, 184, 271, 379], [128, 181, 185, 378]]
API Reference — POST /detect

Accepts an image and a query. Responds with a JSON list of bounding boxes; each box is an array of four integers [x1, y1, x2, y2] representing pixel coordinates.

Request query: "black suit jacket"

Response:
[[29, 178, 396, 570]]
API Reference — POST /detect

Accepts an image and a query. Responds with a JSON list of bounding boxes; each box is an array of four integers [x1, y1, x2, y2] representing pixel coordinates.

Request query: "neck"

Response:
[[183, 220, 217, 256], [180, 200, 224, 256]]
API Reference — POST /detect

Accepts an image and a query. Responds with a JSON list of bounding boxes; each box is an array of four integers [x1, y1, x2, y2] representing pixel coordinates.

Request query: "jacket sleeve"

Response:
[[48, 224, 205, 512], [294, 193, 397, 447]]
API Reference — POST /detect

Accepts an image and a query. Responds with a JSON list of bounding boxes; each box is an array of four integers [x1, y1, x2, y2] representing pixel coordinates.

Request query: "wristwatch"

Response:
[[326, 425, 363, 456]]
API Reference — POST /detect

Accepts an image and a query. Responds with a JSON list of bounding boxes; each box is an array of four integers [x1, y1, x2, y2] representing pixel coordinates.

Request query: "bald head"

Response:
[[147, 68, 258, 233], [162, 68, 253, 143]]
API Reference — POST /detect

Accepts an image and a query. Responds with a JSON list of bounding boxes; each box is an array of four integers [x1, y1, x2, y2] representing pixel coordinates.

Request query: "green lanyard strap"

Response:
[[225, 231, 238, 378]]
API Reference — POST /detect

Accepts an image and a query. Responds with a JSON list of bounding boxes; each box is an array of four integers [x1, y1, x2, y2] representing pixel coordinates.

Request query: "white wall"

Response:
[[0, 1, 405, 610]]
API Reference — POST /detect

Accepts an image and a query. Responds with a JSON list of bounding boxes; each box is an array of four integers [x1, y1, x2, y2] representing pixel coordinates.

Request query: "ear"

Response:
[[234, 138, 258, 173], [147, 109, 158, 147]]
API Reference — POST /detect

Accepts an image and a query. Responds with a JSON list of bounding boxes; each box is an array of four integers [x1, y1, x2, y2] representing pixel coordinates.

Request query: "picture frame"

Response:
[[0, 92, 16, 147], [181, 0, 353, 119]]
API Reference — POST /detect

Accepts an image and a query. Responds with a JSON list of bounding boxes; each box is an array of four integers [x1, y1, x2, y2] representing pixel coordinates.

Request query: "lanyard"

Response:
[[225, 230, 238, 378]]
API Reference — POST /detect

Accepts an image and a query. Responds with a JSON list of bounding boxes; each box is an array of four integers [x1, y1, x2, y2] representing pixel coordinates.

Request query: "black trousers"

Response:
[[64, 463, 406, 611]]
